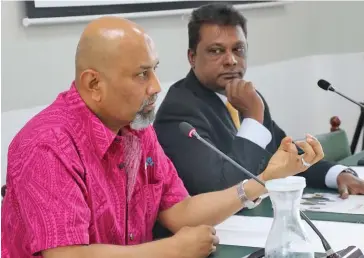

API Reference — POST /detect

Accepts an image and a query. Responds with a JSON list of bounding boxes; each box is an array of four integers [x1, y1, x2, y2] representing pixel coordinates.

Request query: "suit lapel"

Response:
[[183, 70, 238, 133]]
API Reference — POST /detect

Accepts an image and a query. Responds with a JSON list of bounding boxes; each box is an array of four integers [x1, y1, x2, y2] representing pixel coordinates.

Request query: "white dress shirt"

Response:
[[215, 92, 346, 189]]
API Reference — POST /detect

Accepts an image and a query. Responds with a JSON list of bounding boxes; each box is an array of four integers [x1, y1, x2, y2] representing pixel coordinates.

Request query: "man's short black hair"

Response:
[[188, 3, 248, 52]]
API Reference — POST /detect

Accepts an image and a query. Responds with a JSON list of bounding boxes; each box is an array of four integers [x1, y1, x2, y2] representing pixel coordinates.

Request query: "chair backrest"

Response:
[[315, 129, 351, 162]]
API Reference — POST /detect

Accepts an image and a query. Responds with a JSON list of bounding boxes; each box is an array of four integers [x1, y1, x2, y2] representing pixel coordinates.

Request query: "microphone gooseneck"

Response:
[[180, 122, 338, 257], [317, 79, 364, 109]]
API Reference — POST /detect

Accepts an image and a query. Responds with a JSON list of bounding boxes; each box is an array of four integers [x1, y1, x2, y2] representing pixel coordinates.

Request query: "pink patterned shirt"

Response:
[[1, 82, 189, 257]]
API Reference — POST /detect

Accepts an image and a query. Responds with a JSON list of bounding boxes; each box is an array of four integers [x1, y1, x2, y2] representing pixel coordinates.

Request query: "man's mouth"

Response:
[[219, 72, 242, 80], [143, 102, 155, 112]]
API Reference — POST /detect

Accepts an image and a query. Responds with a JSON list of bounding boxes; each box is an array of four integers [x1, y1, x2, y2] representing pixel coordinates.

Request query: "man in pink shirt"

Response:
[[2, 17, 324, 258]]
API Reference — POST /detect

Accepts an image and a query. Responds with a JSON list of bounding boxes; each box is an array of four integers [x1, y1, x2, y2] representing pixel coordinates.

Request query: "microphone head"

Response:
[[317, 79, 335, 91], [179, 122, 197, 138]]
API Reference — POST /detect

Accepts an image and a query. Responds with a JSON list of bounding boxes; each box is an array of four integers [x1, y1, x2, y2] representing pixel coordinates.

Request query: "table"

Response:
[[212, 154, 364, 258]]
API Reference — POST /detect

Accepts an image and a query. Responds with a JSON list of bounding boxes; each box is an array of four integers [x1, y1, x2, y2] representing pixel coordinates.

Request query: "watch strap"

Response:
[[237, 180, 264, 209], [341, 168, 358, 177]]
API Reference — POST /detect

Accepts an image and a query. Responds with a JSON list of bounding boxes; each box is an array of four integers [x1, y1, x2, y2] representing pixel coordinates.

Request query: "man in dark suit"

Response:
[[154, 3, 364, 199]]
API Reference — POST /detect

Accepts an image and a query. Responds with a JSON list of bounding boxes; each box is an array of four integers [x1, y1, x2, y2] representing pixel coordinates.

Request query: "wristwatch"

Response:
[[341, 168, 358, 177], [237, 180, 264, 209]]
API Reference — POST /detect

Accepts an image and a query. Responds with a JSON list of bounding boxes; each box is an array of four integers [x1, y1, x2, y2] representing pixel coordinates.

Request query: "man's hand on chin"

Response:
[[337, 171, 364, 199]]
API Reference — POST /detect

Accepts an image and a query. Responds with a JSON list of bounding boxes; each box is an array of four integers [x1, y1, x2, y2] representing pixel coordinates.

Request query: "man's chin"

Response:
[[130, 112, 155, 130]]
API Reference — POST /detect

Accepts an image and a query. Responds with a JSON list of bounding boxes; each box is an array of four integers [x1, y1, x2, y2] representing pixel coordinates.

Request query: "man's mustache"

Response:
[[139, 94, 158, 111]]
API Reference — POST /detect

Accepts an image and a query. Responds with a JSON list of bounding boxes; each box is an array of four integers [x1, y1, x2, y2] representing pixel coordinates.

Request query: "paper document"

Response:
[[300, 192, 364, 215], [351, 166, 364, 180], [299, 166, 364, 215], [215, 215, 364, 253]]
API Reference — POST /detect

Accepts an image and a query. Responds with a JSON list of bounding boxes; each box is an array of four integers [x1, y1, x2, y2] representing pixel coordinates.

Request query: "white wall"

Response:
[[245, 52, 364, 144], [2, 1, 364, 112]]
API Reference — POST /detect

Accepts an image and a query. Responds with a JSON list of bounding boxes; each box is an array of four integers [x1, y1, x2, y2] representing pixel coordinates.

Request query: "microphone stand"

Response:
[[328, 86, 364, 154], [350, 102, 364, 153]]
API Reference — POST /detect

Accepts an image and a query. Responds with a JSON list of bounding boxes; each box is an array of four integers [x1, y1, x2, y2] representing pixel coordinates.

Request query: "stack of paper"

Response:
[[300, 192, 364, 214], [215, 215, 364, 252]]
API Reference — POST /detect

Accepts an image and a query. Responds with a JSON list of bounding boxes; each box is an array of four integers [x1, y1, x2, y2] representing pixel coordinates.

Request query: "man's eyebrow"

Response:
[[206, 43, 225, 48], [140, 60, 159, 70], [206, 41, 246, 48]]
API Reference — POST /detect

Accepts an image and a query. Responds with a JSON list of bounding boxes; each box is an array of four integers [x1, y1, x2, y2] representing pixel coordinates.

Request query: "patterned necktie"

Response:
[[225, 102, 240, 130]]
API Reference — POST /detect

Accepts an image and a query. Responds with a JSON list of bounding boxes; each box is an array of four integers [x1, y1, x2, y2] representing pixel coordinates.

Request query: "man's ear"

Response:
[[79, 69, 102, 102], [187, 48, 196, 69]]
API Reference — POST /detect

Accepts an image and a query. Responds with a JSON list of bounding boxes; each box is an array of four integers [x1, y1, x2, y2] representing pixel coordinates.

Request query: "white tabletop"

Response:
[[216, 215, 364, 253]]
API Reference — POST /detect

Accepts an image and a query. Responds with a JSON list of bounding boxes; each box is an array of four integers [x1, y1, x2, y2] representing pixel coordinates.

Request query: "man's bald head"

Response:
[[75, 16, 147, 82], [74, 16, 161, 133]]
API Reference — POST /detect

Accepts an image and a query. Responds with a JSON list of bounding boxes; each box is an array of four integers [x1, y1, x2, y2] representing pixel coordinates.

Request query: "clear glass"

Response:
[[265, 178, 314, 258]]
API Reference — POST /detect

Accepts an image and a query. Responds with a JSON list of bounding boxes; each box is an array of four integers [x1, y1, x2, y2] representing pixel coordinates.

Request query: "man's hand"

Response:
[[172, 225, 219, 258], [225, 79, 265, 124], [262, 134, 324, 181], [337, 172, 364, 199]]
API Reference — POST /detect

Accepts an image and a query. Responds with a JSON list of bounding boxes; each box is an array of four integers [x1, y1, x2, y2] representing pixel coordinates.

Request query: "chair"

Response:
[[314, 116, 351, 162]]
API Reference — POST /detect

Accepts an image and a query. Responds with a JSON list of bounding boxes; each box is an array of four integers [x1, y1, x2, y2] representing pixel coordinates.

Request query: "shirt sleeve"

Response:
[[3, 142, 90, 256], [236, 118, 272, 149], [150, 127, 189, 211], [325, 164, 347, 188]]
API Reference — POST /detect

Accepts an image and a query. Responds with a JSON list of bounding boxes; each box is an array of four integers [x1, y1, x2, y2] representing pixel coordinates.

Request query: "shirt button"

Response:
[[129, 233, 134, 241], [118, 163, 125, 169]]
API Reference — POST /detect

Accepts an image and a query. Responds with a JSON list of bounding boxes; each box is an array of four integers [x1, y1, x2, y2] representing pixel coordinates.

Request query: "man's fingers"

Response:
[[295, 141, 316, 164], [212, 235, 220, 245], [211, 245, 217, 253], [338, 184, 349, 199], [242, 81, 253, 96], [287, 141, 299, 154], [209, 235, 219, 254], [349, 189, 358, 195], [306, 134, 324, 163], [210, 227, 216, 235], [226, 79, 244, 102], [226, 82, 232, 101], [231, 79, 240, 99], [278, 136, 294, 152]]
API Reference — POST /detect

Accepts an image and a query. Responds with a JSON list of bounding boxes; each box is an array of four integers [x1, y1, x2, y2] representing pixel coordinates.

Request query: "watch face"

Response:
[[245, 201, 255, 209]]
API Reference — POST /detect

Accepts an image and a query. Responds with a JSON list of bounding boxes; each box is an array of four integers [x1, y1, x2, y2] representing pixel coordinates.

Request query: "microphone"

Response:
[[317, 79, 364, 109], [179, 122, 361, 258]]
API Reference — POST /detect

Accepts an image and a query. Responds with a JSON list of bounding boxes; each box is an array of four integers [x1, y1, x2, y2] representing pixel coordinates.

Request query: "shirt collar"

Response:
[[66, 81, 120, 158], [215, 92, 228, 105]]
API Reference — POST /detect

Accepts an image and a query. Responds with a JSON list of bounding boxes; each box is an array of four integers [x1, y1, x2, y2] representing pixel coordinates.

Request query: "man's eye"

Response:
[[138, 71, 148, 78], [209, 49, 223, 54], [235, 47, 247, 56]]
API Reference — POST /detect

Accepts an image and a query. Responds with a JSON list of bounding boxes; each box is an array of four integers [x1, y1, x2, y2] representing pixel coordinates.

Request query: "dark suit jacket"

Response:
[[154, 70, 335, 196]]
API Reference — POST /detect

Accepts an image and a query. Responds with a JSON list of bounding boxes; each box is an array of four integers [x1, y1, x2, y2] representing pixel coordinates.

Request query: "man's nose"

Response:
[[224, 52, 238, 66], [147, 71, 161, 95]]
